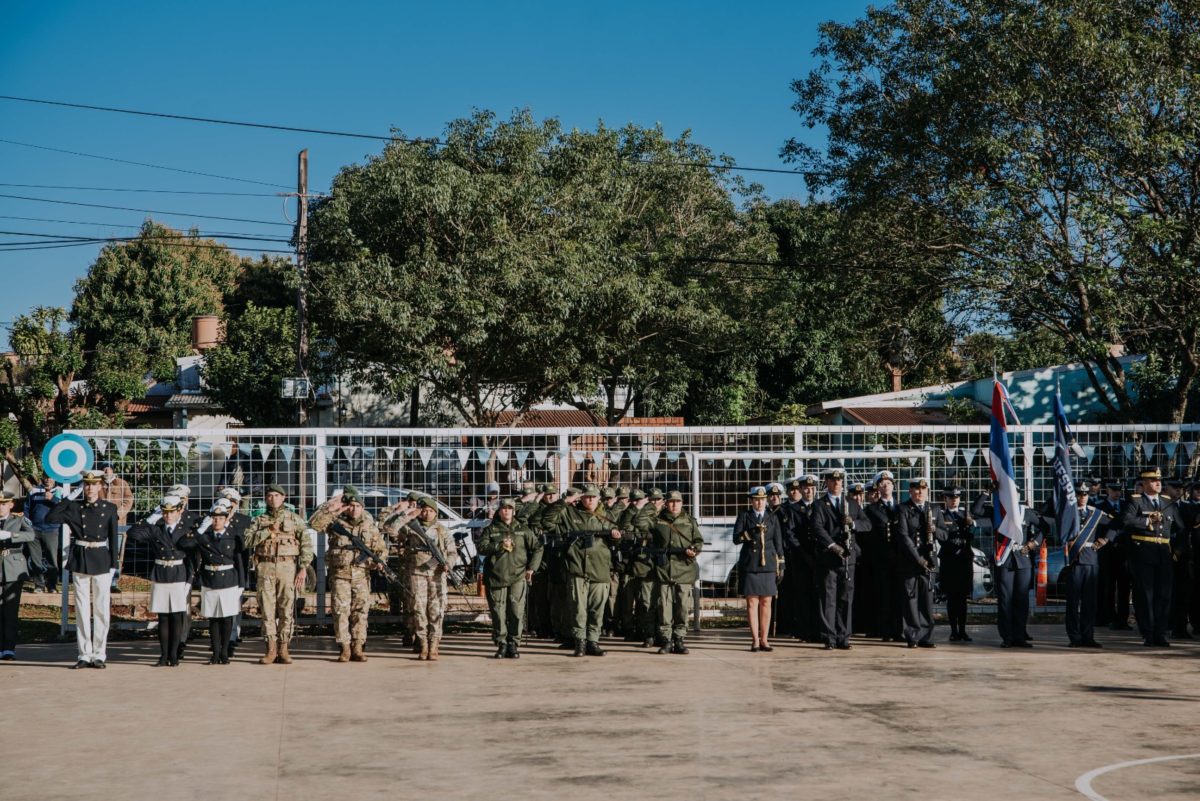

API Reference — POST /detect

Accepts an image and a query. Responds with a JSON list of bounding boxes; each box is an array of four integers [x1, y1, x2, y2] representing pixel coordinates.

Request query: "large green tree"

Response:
[[788, 0, 1200, 422]]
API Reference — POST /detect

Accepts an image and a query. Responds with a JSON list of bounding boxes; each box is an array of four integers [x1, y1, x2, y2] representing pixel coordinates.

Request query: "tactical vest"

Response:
[[255, 515, 301, 559]]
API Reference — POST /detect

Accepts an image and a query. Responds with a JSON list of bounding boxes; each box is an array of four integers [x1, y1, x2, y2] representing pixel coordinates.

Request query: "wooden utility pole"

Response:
[[296, 149, 309, 425]]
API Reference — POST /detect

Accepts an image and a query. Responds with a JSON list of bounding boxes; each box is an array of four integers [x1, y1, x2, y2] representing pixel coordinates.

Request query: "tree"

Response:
[[787, 0, 1200, 422], [71, 220, 246, 405], [202, 303, 303, 426]]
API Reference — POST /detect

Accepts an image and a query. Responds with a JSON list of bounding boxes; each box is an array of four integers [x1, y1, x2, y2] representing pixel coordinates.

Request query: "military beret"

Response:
[[160, 494, 184, 512], [665, 490, 683, 501], [0, 491, 15, 502], [1139, 468, 1162, 480], [498, 498, 516, 510], [749, 486, 767, 499], [941, 486, 961, 497], [542, 484, 559, 495], [341, 486, 362, 504], [600, 487, 616, 499], [416, 496, 438, 511], [648, 488, 664, 501], [629, 489, 646, 501], [616, 486, 630, 499], [81, 469, 104, 484], [909, 478, 930, 489], [265, 483, 286, 497], [824, 469, 845, 482], [582, 484, 601, 498], [767, 482, 784, 495]]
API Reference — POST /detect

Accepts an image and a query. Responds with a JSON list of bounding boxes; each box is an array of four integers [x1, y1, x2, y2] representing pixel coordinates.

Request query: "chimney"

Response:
[[890, 367, 903, 393], [192, 315, 222, 353]]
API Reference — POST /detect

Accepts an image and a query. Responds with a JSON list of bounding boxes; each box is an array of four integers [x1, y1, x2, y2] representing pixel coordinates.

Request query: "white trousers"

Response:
[[74, 571, 112, 663]]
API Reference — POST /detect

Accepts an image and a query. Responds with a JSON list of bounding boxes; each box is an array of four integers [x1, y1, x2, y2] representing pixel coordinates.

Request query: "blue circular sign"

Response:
[[42, 433, 95, 484]]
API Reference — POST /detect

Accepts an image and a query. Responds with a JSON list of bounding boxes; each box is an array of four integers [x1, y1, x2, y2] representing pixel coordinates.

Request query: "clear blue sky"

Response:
[[0, 0, 872, 347]]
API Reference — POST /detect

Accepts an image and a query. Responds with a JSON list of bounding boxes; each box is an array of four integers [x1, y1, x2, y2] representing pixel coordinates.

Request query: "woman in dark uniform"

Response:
[[127, 494, 192, 666], [937, 487, 975, 642], [184, 500, 246, 664], [734, 486, 784, 652]]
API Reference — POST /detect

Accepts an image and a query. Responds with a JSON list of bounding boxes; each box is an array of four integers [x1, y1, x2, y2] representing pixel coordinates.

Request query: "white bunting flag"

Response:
[[455, 449, 471, 468], [239, 444, 254, 457], [278, 445, 295, 463], [723, 458, 733, 469], [646, 452, 661, 470], [1081, 445, 1096, 463], [742, 459, 753, 470], [383, 447, 397, 461], [572, 451, 586, 464], [515, 450, 530, 468], [259, 444, 274, 462], [495, 450, 509, 466], [475, 448, 491, 465], [1041, 446, 1056, 462], [176, 441, 191, 459], [591, 451, 606, 466], [628, 452, 642, 469], [961, 448, 977, 467], [666, 451, 680, 463], [943, 448, 957, 464], [418, 448, 434, 468], [1185, 442, 1197, 460], [115, 438, 131, 458], [93, 438, 108, 454], [340, 445, 357, 461], [158, 439, 172, 452], [533, 450, 548, 467]]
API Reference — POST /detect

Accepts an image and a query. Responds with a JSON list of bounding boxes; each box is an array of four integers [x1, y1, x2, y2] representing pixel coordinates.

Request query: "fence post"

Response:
[[692, 584, 701, 633], [557, 432, 570, 490], [314, 432, 328, 621], [1022, 427, 1035, 507]]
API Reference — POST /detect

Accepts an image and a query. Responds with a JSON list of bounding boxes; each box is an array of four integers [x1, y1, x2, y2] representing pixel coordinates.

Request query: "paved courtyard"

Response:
[[7, 624, 1199, 801]]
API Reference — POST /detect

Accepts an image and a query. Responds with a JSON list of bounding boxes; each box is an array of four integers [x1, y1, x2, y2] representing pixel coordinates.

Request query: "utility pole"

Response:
[[295, 149, 309, 426]]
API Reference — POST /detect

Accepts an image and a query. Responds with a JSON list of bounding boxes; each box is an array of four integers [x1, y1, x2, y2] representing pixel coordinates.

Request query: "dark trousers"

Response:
[[995, 563, 1032, 644], [852, 551, 883, 635], [157, 611, 185, 663], [28, 529, 61, 591], [775, 553, 801, 636], [208, 616, 234, 659], [884, 565, 905, 640], [818, 561, 855, 647], [527, 572, 550, 635], [946, 593, 968, 636], [1065, 563, 1098, 644], [0, 580, 22, 652], [1130, 553, 1173, 643], [1168, 558, 1193, 636], [901, 573, 934, 644], [1098, 546, 1131, 625]]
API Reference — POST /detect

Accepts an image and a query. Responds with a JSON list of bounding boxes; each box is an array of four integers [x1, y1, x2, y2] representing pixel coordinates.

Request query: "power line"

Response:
[[0, 237, 294, 255], [0, 193, 292, 227], [0, 95, 820, 178], [0, 138, 290, 189], [0, 214, 280, 238], [0, 229, 290, 244], [0, 182, 279, 197]]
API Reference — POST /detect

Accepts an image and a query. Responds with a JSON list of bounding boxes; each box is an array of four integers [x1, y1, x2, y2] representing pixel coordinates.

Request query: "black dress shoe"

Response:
[[91, 660, 106, 669], [960, 633, 973, 642], [949, 633, 961, 642], [906, 642, 917, 649], [750, 644, 759, 652], [1143, 640, 1155, 647], [154, 658, 168, 667], [836, 643, 852, 650], [1068, 642, 1082, 648], [759, 644, 773, 652], [1000, 641, 1012, 648], [917, 641, 936, 649], [493, 645, 506, 659], [72, 660, 90, 669], [1083, 641, 1103, 648], [1014, 641, 1033, 649], [208, 656, 220, 665]]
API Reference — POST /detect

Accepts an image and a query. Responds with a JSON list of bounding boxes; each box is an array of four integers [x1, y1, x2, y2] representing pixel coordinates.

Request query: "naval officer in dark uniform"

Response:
[[1119, 468, 1187, 647], [733, 486, 783, 651], [811, 469, 870, 650], [937, 486, 975, 642], [972, 486, 1045, 648], [47, 469, 119, 669], [896, 478, 945, 648]]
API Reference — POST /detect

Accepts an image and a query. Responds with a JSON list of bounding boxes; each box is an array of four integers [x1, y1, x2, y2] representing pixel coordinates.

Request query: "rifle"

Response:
[[400, 519, 464, 590], [329, 519, 404, 588]]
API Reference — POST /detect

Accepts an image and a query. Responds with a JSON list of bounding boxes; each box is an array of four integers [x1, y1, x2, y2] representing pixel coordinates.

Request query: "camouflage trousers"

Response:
[[485, 577, 527, 646], [255, 560, 297, 643], [331, 567, 372, 646], [411, 572, 447, 642]]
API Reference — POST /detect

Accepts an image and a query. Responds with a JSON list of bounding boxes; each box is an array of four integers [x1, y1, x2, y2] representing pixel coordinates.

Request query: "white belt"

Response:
[[77, 541, 109, 548], [154, 558, 184, 567], [204, 564, 234, 572]]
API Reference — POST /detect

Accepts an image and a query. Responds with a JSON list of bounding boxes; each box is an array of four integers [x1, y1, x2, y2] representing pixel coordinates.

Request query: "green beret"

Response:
[[417, 496, 438, 511], [266, 483, 286, 496], [341, 486, 361, 504], [665, 490, 683, 501]]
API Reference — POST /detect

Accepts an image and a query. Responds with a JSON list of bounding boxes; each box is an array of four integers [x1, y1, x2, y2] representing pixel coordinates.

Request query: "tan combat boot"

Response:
[[350, 642, 366, 663], [277, 641, 293, 664], [260, 639, 278, 665], [417, 637, 428, 661], [337, 643, 351, 663], [429, 638, 440, 661]]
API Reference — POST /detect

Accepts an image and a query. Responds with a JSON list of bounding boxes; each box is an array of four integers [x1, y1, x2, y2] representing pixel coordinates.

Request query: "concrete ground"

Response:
[[6, 624, 1198, 801]]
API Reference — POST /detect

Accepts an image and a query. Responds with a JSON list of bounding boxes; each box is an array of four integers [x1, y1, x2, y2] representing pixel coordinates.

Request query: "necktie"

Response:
[[1152, 497, 1159, 511]]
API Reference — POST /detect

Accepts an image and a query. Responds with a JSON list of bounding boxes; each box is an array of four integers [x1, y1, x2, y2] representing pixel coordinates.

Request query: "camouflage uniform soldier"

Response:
[[310, 487, 387, 663], [403, 496, 458, 660], [649, 490, 705, 654], [478, 498, 543, 658], [243, 484, 313, 665], [379, 495, 422, 646]]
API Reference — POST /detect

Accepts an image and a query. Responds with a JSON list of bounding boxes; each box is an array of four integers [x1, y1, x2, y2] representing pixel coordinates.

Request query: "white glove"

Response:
[[197, 517, 212, 535], [0, 531, 11, 541], [67, 487, 83, 501], [146, 506, 163, 524]]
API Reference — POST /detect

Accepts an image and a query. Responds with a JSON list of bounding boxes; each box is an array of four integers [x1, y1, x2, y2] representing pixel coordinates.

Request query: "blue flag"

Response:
[[1052, 390, 1079, 557]]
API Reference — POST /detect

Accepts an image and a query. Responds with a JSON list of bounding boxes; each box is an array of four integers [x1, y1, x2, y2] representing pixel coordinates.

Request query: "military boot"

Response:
[[493, 643, 507, 659], [429, 639, 440, 661], [673, 638, 689, 655], [508, 643, 520, 659], [585, 641, 606, 657], [277, 642, 293, 664], [641, 637, 654, 648], [417, 637, 429, 660], [657, 638, 674, 654], [572, 638, 585, 657], [260, 639, 278, 665], [350, 642, 367, 663], [337, 643, 351, 663]]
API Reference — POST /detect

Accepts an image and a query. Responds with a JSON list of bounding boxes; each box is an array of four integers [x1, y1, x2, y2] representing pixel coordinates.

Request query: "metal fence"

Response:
[[63, 424, 1200, 620]]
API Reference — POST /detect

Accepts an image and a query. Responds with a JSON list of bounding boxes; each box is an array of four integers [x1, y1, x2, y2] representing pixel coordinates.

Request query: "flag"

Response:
[[990, 380, 1025, 566], [1052, 389, 1079, 561]]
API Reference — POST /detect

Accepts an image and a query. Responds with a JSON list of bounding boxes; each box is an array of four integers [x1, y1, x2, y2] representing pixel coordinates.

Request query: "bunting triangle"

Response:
[[362, 447, 377, 459], [475, 448, 491, 465], [278, 445, 295, 463], [239, 444, 254, 457], [259, 444, 274, 461], [340, 445, 358, 461], [628, 452, 642, 469], [572, 451, 586, 464], [666, 451, 680, 463], [1185, 442, 1197, 460], [495, 450, 509, 466], [592, 451, 606, 466], [1121, 444, 1134, 462], [1081, 445, 1096, 463], [723, 458, 733, 469], [684, 453, 695, 469], [93, 438, 108, 453], [609, 451, 622, 465], [1142, 442, 1156, 461], [980, 450, 991, 467], [943, 448, 957, 464], [742, 459, 752, 470], [1163, 442, 1178, 461], [176, 441, 191, 459], [322, 445, 339, 460], [647, 452, 661, 470], [196, 442, 211, 454], [961, 448, 977, 467], [1041, 446, 1056, 462], [383, 447, 397, 461], [533, 450, 548, 467], [158, 439, 172, 452], [456, 449, 471, 468], [418, 448, 433, 468], [115, 438, 130, 458], [907, 457, 918, 466], [515, 450, 530, 468]]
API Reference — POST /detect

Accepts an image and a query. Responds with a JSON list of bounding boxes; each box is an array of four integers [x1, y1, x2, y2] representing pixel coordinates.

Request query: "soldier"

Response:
[[776, 478, 804, 640], [478, 498, 543, 658], [379, 495, 422, 645], [547, 486, 582, 647], [973, 484, 1045, 648], [896, 478, 945, 648], [0, 491, 35, 660], [786, 476, 821, 642], [515, 482, 541, 526], [733, 486, 783, 652], [617, 489, 652, 644], [1063, 482, 1110, 649], [1119, 468, 1187, 647], [1096, 480, 1132, 630], [600, 486, 623, 636], [1183, 482, 1200, 636], [554, 485, 621, 656], [128, 493, 194, 667], [184, 499, 246, 665], [811, 469, 871, 650], [243, 484, 313, 665], [402, 496, 458, 661], [1169, 481, 1198, 639], [525, 484, 559, 639], [312, 487, 387, 663], [215, 487, 251, 654], [26, 476, 60, 594], [648, 490, 704, 654], [48, 469, 118, 669], [633, 488, 666, 645], [937, 486, 975, 642]]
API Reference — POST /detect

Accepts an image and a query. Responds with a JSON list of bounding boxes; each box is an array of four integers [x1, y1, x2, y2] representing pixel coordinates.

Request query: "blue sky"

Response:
[[0, 0, 872, 346]]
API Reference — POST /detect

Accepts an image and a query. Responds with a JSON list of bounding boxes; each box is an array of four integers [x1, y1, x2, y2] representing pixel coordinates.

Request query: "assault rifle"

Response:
[[399, 520, 464, 590], [328, 519, 404, 588]]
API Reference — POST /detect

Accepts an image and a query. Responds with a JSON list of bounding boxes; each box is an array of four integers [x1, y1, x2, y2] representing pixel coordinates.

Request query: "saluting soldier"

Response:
[[972, 485, 1045, 648], [215, 487, 251, 655], [1063, 482, 1110, 648], [524, 484, 559, 639], [733, 486, 783, 652], [811, 469, 870, 650], [478, 498, 543, 658], [311, 487, 387, 663], [554, 485, 621, 657], [1119, 468, 1187, 647], [618, 489, 653, 645], [896, 478, 945, 648], [648, 490, 705, 655], [243, 484, 313, 665], [937, 487, 975, 642], [127, 493, 193, 667], [0, 491, 35, 661], [48, 469, 119, 669], [865, 471, 903, 642], [402, 496, 458, 661], [184, 499, 247, 665]]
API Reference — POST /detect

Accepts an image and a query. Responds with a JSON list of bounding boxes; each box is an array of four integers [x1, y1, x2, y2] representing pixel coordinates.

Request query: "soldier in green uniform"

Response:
[[616, 489, 647, 640], [243, 484, 313, 665], [525, 484, 559, 638], [633, 489, 666, 645], [478, 498, 543, 658], [515, 482, 541, 525], [310, 487, 387, 663], [554, 485, 622, 656], [649, 490, 705, 654], [379, 495, 422, 646], [546, 487, 580, 647]]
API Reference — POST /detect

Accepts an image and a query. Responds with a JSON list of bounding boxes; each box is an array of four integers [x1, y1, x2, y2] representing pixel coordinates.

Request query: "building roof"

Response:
[[124, 396, 169, 414], [841, 406, 980, 426], [164, 393, 220, 410], [493, 409, 605, 427]]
